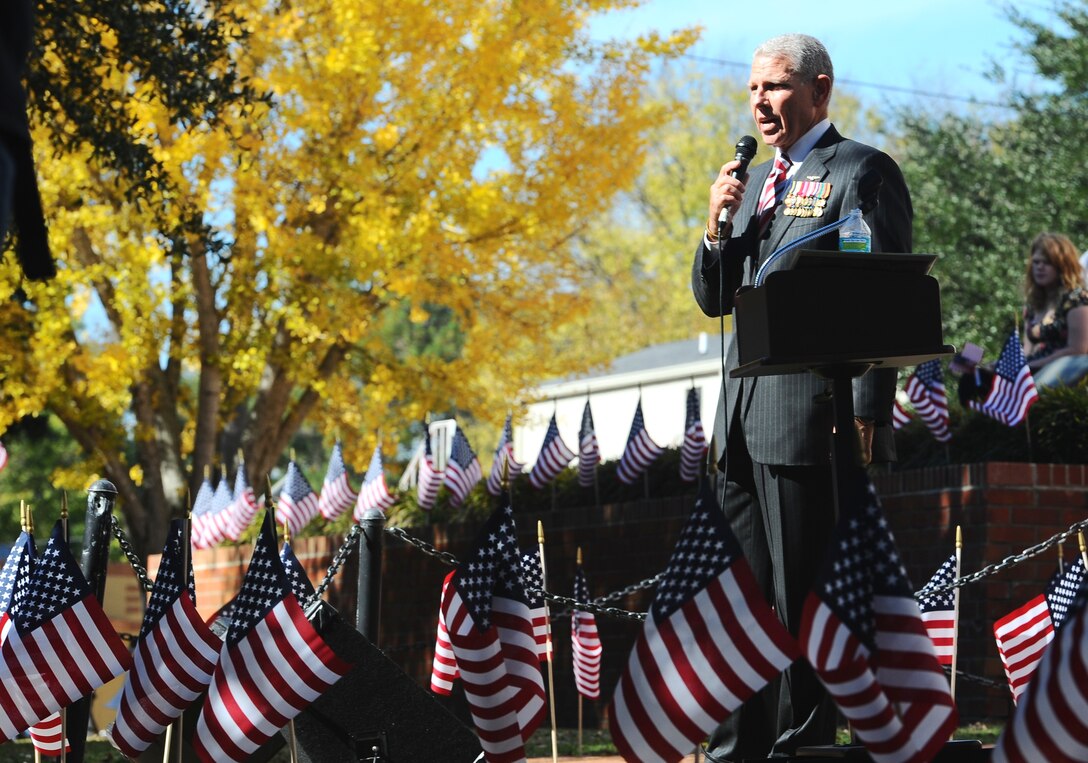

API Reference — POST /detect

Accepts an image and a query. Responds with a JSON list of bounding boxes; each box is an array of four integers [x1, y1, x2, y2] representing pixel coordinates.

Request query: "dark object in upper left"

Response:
[[0, 0, 55, 282]]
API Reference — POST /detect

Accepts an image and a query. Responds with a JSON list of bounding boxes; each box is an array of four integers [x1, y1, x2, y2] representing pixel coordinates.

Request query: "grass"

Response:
[[524, 723, 1006, 758], [0, 722, 1003, 760]]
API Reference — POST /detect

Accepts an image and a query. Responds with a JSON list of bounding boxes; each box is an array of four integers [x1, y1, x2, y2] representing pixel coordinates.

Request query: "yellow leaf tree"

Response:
[[0, 0, 695, 554]]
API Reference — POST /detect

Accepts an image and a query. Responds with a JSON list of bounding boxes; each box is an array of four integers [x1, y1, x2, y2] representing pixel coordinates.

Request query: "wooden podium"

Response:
[[730, 250, 976, 762], [732, 249, 954, 510]]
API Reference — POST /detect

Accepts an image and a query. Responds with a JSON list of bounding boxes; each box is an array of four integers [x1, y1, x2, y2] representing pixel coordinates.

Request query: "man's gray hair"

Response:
[[754, 34, 834, 86]]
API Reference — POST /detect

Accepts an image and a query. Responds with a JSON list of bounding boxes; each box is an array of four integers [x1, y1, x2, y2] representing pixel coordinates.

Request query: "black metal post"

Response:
[[356, 507, 385, 643], [66, 479, 117, 762]]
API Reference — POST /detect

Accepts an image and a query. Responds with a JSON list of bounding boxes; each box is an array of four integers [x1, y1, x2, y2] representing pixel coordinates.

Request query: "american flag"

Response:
[[916, 553, 957, 666], [529, 414, 575, 489], [799, 473, 957, 763], [353, 445, 396, 520], [0, 528, 66, 756], [417, 429, 444, 511], [0, 529, 34, 626], [994, 594, 1054, 704], [616, 400, 663, 485], [608, 482, 799, 763], [577, 400, 599, 488], [443, 428, 482, 508], [436, 502, 546, 763], [0, 520, 132, 743], [192, 510, 351, 762], [892, 398, 912, 430], [277, 459, 320, 536], [968, 329, 1038, 426], [904, 359, 951, 442], [571, 563, 602, 700], [520, 549, 549, 661], [109, 519, 222, 759], [679, 387, 708, 482], [224, 460, 259, 541], [281, 539, 315, 603], [429, 572, 459, 694], [1046, 557, 1086, 629], [486, 415, 525, 496], [189, 473, 217, 550], [0, 440, 8, 472], [992, 584, 1088, 763], [318, 441, 358, 520], [194, 470, 235, 550]]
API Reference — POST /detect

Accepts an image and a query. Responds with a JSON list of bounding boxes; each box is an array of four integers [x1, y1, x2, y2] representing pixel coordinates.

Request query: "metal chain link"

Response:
[[111, 516, 154, 592], [589, 573, 664, 605], [308, 523, 364, 606], [384, 525, 653, 619], [948, 668, 1008, 692], [537, 589, 647, 622], [914, 517, 1088, 598], [384, 525, 461, 567]]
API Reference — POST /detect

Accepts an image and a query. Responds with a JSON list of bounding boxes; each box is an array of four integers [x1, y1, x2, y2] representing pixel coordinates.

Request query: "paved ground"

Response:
[[527, 757, 625, 762]]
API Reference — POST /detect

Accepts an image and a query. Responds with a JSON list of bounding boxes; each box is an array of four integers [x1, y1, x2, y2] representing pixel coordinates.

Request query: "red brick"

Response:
[[1012, 506, 1058, 525], [984, 507, 1012, 524], [1049, 489, 1088, 508], [986, 461, 1034, 486], [982, 488, 1037, 507]]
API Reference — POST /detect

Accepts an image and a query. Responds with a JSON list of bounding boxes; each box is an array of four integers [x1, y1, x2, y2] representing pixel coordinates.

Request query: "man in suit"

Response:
[[691, 34, 912, 761]]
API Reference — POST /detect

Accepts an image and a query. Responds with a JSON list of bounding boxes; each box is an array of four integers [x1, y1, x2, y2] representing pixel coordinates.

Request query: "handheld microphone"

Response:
[[718, 135, 758, 228], [728, 135, 758, 180]]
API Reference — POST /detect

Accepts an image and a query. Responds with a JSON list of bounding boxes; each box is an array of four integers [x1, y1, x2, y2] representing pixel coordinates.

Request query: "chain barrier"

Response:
[[914, 517, 1088, 599], [107, 511, 1088, 630], [537, 589, 647, 622], [307, 522, 363, 608], [111, 516, 154, 592], [383, 525, 658, 620], [384, 525, 460, 566], [946, 667, 1008, 692]]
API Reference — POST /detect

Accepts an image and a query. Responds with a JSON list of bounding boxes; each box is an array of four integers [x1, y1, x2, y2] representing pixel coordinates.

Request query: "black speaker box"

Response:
[[285, 599, 483, 762]]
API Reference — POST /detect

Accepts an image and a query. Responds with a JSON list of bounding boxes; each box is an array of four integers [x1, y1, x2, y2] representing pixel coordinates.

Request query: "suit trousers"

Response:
[[705, 409, 838, 760]]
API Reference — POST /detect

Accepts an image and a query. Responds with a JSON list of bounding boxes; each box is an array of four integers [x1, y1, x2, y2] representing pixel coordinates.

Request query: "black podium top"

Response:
[[732, 250, 954, 378]]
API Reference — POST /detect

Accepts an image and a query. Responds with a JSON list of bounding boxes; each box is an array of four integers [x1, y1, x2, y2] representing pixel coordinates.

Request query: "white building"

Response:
[[514, 332, 728, 469]]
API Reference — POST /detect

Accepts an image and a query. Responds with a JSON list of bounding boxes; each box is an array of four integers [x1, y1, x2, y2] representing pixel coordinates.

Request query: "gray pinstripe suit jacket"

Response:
[[692, 125, 913, 468]]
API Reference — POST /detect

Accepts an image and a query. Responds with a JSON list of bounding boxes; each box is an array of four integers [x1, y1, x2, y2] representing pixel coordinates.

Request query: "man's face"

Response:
[[748, 54, 830, 151]]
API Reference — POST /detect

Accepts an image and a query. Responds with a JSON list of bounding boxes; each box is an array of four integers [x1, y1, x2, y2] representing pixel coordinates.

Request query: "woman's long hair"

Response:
[[1024, 232, 1083, 313]]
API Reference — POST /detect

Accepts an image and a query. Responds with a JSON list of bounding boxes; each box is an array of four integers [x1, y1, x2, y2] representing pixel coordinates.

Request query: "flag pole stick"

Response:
[[1058, 543, 1065, 576], [266, 482, 300, 763], [55, 498, 68, 763], [1079, 531, 1088, 569], [577, 546, 584, 758], [23, 502, 43, 763], [950, 525, 962, 712], [164, 491, 193, 763], [537, 521, 559, 763]]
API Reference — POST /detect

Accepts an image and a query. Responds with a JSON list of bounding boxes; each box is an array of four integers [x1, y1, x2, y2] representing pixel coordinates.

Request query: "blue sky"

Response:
[[590, 0, 1042, 111]]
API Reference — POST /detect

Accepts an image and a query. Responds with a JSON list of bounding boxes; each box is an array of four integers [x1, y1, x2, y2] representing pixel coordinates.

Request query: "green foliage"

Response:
[[894, 381, 1088, 468], [896, 0, 1088, 356], [0, 414, 84, 543]]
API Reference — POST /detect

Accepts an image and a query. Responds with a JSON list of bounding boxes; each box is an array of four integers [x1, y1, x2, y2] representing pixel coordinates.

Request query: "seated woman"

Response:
[[1022, 232, 1088, 387]]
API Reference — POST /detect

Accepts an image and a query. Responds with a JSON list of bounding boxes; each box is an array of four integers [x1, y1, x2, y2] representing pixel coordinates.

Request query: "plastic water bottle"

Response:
[[839, 208, 871, 252]]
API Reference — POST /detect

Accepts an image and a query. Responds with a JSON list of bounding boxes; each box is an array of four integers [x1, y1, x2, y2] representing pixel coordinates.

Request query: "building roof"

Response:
[[536, 332, 730, 399]]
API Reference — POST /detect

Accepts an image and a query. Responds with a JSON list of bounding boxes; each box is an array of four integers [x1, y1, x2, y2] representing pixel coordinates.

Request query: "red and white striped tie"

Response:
[[756, 153, 792, 232]]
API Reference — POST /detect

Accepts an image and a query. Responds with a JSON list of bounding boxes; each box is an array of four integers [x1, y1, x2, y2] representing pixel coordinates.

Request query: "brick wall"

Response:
[[157, 462, 1088, 725], [875, 461, 1088, 719]]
